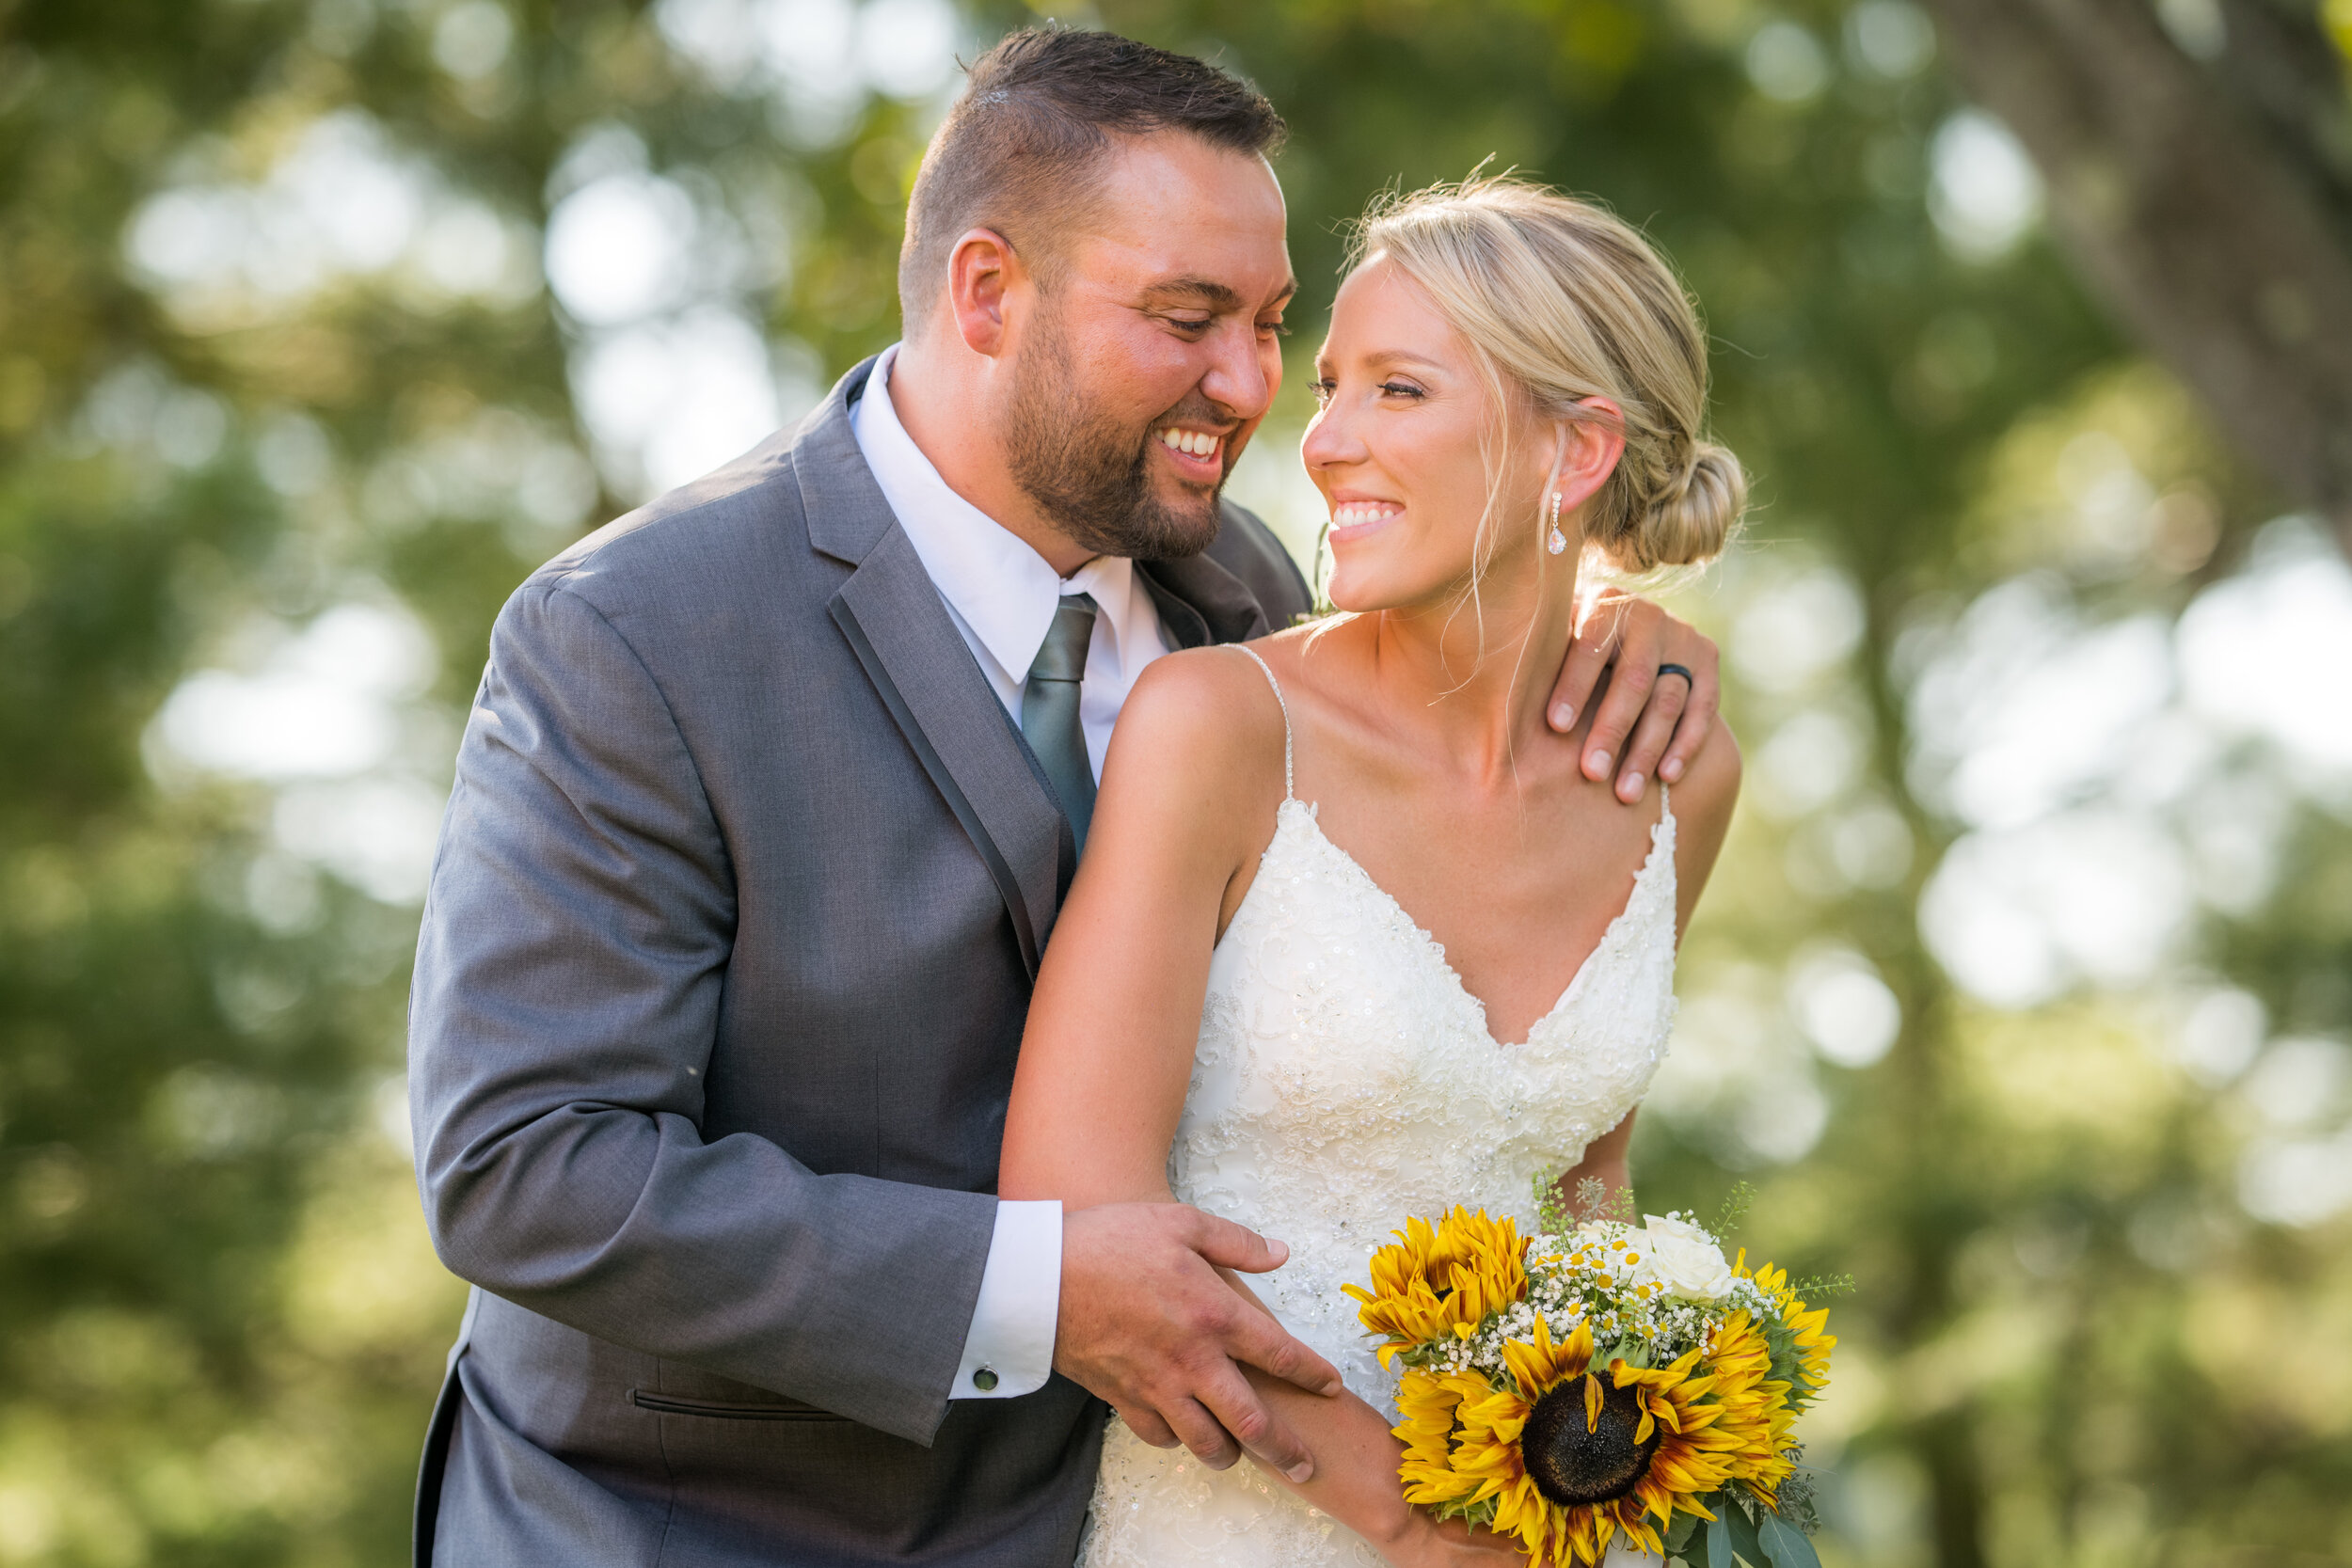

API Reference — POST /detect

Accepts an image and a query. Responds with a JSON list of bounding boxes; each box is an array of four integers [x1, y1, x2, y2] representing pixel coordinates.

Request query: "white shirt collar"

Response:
[[853, 344, 1156, 687]]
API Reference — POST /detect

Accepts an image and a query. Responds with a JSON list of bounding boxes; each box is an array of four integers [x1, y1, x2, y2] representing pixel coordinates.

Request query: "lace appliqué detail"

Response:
[[1077, 798, 1682, 1568]]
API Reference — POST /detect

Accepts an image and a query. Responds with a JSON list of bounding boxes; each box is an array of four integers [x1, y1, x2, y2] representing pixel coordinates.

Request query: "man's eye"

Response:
[[1258, 319, 1292, 338], [1167, 316, 1213, 334]]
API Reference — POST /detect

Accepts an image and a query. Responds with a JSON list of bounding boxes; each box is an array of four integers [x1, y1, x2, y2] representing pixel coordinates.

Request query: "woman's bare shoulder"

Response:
[[1663, 714, 1740, 925], [1243, 615, 1356, 670], [1124, 642, 1286, 734], [1103, 643, 1291, 800], [1229, 617, 1373, 722], [1668, 713, 1741, 833]]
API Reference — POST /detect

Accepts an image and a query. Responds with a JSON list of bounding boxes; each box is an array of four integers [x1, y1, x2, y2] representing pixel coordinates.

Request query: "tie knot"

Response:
[[1030, 593, 1098, 684]]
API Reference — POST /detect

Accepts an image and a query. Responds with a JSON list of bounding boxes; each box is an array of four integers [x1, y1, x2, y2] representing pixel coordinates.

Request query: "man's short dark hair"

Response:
[[898, 28, 1287, 329]]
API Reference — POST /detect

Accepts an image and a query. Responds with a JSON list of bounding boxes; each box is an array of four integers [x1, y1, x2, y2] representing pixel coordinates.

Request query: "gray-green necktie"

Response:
[[1023, 592, 1099, 851]]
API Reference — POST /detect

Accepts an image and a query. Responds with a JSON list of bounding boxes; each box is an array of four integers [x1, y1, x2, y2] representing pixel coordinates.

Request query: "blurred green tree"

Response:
[[1, 0, 2346, 1564]]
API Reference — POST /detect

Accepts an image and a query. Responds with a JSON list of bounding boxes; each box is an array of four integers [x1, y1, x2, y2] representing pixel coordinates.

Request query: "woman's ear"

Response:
[[1555, 397, 1627, 515], [1544, 421, 1571, 498]]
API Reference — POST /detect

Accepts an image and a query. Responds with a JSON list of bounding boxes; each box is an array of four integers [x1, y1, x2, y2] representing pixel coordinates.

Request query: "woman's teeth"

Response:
[[1330, 503, 1401, 527], [1157, 428, 1221, 458]]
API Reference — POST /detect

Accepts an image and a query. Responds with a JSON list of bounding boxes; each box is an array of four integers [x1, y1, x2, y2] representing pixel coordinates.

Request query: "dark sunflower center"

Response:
[[1520, 1376, 1663, 1507]]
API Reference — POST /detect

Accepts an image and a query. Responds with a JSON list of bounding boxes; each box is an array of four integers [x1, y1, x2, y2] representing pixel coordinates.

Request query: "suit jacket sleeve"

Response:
[[408, 574, 993, 1446]]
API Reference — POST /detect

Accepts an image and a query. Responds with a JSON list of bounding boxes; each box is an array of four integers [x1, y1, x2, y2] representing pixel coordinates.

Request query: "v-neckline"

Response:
[[1257, 797, 1675, 1050]]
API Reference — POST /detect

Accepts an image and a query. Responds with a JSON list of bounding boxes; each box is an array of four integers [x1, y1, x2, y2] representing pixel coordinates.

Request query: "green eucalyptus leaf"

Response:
[[1725, 1500, 1765, 1566], [1665, 1509, 1701, 1554], [1757, 1512, 1821, 1568]]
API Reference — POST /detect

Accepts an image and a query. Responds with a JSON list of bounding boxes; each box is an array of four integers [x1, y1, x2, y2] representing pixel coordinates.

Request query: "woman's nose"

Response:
[[1301, 400, 1362, 470]]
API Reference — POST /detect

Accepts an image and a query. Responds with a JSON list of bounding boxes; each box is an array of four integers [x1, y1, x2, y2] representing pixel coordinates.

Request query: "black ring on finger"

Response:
[[1656, 662, 1695, 688]]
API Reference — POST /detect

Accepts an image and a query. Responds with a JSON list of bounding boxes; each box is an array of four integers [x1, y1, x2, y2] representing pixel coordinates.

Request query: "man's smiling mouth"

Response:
[[1155, 426, 1225, 460]]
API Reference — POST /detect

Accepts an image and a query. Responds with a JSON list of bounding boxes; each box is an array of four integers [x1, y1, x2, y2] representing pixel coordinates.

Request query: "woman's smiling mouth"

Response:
[[1328, 499, 1404, 542]]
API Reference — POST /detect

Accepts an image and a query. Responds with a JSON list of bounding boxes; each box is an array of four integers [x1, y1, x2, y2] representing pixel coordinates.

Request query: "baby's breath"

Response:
[[1394, 1211, 1772, 1385]]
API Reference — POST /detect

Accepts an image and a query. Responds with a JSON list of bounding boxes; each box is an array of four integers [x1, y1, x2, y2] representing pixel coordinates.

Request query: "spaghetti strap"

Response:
[[1230, 644, 1295, 801]]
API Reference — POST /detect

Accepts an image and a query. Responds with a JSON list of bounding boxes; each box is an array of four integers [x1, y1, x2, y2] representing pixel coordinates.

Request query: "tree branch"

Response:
[[1924, 0, 2352, 554]]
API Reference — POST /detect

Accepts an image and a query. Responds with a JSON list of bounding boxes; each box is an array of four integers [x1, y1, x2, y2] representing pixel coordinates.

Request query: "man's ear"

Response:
[[946, 228, 1025, 359]]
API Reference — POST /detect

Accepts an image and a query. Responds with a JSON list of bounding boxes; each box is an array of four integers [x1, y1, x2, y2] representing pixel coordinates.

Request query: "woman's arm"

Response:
[[1000, 649, 1281, 1210], [1005, 649, 1345, 1480], [1223, 1287, 1524, 1564], [1551, 1108, 1638, 1217], [1669, 713, 1740, 939], [1001, 651, 1515, 1566]]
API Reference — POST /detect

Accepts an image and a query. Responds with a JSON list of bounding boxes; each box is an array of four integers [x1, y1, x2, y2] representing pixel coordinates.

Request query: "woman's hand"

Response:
[[1378, 1512, 1527, 1567]]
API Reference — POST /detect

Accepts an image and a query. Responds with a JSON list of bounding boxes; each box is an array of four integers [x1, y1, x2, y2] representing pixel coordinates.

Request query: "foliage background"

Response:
[[2, 0, 2349, 1562]]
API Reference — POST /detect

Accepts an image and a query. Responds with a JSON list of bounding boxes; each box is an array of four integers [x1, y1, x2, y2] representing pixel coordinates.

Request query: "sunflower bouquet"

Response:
[[1343, 1181, 1838, 1568]]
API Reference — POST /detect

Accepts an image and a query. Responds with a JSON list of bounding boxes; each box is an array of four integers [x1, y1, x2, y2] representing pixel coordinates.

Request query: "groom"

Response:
[[407, 26, 1722, 1568]]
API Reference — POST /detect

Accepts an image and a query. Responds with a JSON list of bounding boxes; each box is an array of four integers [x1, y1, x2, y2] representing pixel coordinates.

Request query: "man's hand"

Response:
[[1056, 1202, 1343, 1483], [1547, 591, 1722, 803]]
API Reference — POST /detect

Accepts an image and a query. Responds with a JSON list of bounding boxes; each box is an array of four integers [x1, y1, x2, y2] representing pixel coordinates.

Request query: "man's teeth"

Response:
[[1330, 503, 1401, 527], [1157, 428, 1221, 457]]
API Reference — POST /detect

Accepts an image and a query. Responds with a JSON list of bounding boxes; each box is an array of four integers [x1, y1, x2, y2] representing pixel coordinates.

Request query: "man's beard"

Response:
[[1003, 319, 1230, 562]]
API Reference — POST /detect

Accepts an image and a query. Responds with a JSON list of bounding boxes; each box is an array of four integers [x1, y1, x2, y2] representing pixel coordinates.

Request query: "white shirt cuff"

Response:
[[950, 1199, 1062, 1399]]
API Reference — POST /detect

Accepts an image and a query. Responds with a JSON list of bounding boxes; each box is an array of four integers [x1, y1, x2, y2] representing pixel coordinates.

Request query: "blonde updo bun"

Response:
[[1351, 174, 1743, 575], [1622, 438, 1746, 572]]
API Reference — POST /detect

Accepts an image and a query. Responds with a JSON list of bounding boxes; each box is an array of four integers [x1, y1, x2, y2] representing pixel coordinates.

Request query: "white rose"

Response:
[[1641, 1212, 1716, 1248], [1630, 1214, 1735, 1302]]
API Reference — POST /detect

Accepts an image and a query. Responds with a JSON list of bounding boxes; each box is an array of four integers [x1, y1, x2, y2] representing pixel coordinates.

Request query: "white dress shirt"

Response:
[[851, 344, 1171, 1400]]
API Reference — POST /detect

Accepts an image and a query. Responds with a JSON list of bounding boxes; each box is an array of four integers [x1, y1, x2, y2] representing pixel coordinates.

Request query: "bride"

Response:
[[1000, 176, 1745, 1567]]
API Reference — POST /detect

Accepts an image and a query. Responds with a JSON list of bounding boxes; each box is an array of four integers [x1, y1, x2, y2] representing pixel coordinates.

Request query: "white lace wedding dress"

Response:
[[1075, 649, 1680, 1568]]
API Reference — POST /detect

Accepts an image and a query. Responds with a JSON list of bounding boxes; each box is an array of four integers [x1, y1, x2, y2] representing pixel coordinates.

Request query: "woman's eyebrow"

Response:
[[1357, 349, 1450, 373]]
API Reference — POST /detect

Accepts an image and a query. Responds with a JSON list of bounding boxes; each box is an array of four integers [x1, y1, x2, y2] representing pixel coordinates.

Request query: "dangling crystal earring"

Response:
[[1546, 489, 1567, 555]]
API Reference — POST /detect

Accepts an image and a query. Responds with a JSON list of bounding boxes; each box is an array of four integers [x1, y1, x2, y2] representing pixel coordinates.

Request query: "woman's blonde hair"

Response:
[[1348, 172, 1744, 577]]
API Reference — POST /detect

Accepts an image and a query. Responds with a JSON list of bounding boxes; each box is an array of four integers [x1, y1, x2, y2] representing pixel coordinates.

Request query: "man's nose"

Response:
[[1198, 321, 1275, 424]]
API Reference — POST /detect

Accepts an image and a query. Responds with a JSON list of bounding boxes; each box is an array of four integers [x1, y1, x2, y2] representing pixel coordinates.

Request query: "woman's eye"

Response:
[[1310, 379, 1336, 404], [1380, 381, 1425, 400]]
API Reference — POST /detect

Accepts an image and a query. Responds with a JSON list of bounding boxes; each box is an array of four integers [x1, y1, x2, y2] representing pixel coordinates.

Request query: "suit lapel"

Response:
[[1137, 542, 1273, 650], [796, 365, 1286, 974], [800, 362, 1067, 977]]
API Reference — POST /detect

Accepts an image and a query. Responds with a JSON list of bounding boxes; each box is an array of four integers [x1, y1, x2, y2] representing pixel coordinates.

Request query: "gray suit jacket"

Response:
[[407, 356, 1313, 1567]]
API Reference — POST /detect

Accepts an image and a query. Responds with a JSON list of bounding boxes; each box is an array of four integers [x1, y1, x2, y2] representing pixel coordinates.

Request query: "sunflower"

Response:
[[1345, 1206, 1530, 1366], [1752, 1260, 1837, 1400], [1688, 1308, 1793, 1500], [1393, 1314, 1745, 1567]]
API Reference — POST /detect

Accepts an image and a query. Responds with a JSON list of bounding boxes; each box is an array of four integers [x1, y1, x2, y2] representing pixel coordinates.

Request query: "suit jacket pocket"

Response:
[[628, 1388, 847, 1420]]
